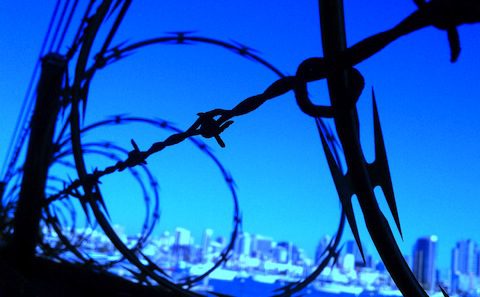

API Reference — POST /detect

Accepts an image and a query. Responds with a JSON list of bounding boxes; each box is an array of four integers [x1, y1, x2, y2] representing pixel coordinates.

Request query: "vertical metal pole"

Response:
[[318, 0, 361, 129], [319, 0, 349, 96], [318, 1, 428, 296], [11, 53, 66, 271]]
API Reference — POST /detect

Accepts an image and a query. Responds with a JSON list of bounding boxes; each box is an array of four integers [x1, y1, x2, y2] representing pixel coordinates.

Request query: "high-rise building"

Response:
[[251, 235, 273, 260], [412, 235, 438, 291], [277, 242, 292, 263], [343, 240, 367, 268], [476, 252, 480, 277], [234, 232, 251, 258], [452, 239, 477, 275], [174, 227, 191, 247], [451, 239, 479, 292], [173, 227, 192, 262], [273, 244, 289, 264], [291, 244, 302, 265], [315, 235, 331, 265], [201, 228, 213, 261]]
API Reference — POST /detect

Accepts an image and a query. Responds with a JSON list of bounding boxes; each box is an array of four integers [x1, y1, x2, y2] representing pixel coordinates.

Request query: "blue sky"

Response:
[[1, 0, 480, 271]]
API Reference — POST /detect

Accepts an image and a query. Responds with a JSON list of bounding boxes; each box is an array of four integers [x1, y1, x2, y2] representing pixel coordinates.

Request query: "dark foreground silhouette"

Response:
[[0, 250, 164, 297]]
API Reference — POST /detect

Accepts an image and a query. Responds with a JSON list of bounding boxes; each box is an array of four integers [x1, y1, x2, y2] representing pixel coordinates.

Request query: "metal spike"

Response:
[[439, 286, 450, 297], [109, 113, 128, 123], [230, 40, 260, 59], [231, 40, 258, 51], [316, 121, 365, 262], [122, 265, 145, 281], [84, 174, 110, 220], [79, 198, 92, 225], [70, 176, 92, 224], [413, 0, 426, 8], [371, 88, 403, 239], [131, 139, 139, 151], [93, 188, 111, 220], [447, 27, 461, 62], [109, 39, 129, 51], [106, 0, 125, 20], [166, 31, 197, 44], [109, 51, 137, 64]]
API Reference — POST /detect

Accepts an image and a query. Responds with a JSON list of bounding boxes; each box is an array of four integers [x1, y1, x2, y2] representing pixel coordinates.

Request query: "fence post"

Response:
[[11, 53, 66, 272]]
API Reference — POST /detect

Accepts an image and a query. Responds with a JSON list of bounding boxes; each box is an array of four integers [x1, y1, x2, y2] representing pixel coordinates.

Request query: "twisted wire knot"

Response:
[[196, 112, 234, 148], [118, 139, 147, 171]]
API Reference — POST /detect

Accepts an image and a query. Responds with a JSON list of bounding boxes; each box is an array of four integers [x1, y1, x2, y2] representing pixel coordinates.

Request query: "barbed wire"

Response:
[[42, 115, 240, 291], [37, 0, 354, 290], [9, 0, 477, 295], [44, 141, 161, 270], [57, 8, 345, 292]]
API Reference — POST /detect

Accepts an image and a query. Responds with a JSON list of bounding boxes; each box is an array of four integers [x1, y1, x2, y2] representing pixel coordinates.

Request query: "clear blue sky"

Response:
[[1, 1, 480, 271]]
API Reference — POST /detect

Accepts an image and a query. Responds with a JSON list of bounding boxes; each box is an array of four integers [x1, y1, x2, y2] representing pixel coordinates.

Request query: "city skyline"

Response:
[[42, 222, 480, 294], [2, 0, 480, 281], [86, 222, 480, 275]]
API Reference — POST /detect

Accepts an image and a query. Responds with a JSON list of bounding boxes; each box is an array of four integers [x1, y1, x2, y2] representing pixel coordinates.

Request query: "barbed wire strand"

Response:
[[55, 0, 80, 53]]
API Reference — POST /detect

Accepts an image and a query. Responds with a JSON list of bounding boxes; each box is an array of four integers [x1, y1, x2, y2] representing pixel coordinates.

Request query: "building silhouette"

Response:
[[173, 227, 192, 262], [234, 231, 252, 259], [451, 239, 480, 292], [315, 235, 331, 265], [201, 228, 213, 262], [412, 235, 438, 291]]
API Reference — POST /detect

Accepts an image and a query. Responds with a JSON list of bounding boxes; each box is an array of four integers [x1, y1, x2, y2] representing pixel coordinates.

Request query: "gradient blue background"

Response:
[[1, 0, 480, 272]]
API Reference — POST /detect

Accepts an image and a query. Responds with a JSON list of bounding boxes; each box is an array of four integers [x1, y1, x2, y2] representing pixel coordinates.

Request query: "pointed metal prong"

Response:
[[106, 0, 125, 19], [131, 139, 140, 151], [122, 266, 145, 281], [79, 198, 92, 225], [343, 195, 366, 263], [447, 27, 461, 62], [229, 40, 261, 60], [316, 120, 365, 262], [413, 0, 426, 8], [166, 31, 197, 44], [371, 89, 403, 239], [110, 39, 130, 51], [439, 286, 450, 297], [214, 135, 226, 148], [72, 180, 92, 224], [110, 51, 137, 64], [92, 184, 110, 220]]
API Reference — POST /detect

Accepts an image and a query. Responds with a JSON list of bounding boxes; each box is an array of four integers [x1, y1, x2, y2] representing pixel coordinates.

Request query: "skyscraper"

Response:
[[412, 235, 438, 291], [451, 239, 479, 292], [250, 235, 273, 260], [343, 239, 367, 268], [234, 232, 251, 258], [452, 239, 477, 275], [174, 227, 192, 262], [315, 235, 331, 265], [201, 228, 213, 261], [476, 253, 480, 277], [273, 244, 289, 264]]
